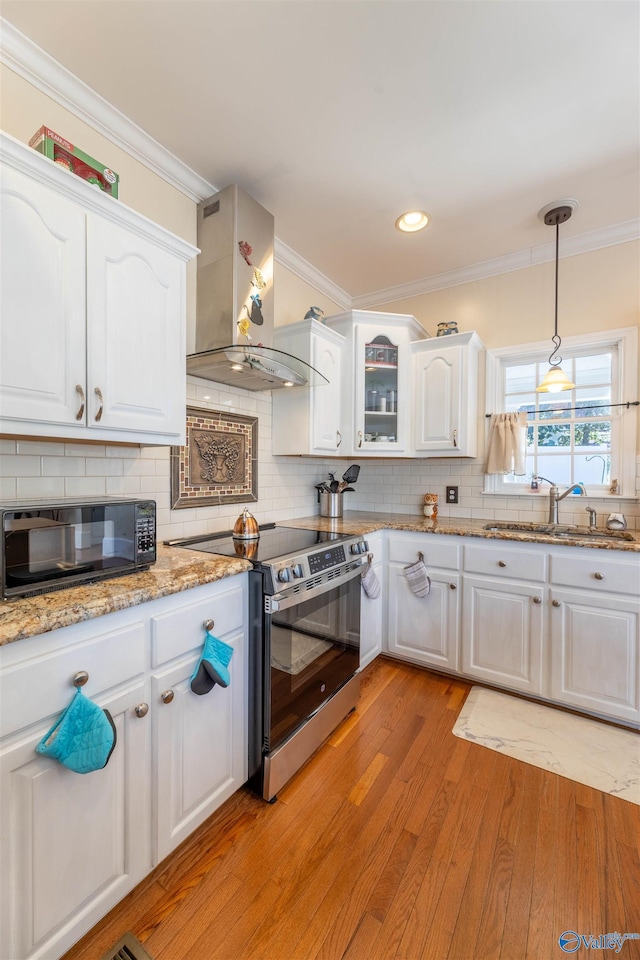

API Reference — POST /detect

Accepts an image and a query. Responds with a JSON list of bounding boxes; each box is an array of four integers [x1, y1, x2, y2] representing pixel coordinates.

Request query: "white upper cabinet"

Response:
[[0, 132, 197, 445], [412, 331, 484, 457], [273, 318, 345, 456], [326, 310, 427, 458]]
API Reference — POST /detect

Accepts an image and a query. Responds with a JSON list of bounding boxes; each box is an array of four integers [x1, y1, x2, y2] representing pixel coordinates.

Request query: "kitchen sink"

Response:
[[483, 521, 635, 542]]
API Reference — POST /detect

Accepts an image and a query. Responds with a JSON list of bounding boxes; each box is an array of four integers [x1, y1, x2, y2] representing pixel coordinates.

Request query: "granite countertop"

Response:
[[282, 511, 640, 552], [0, 545, 250, 646], [2, 512, 637, 648]]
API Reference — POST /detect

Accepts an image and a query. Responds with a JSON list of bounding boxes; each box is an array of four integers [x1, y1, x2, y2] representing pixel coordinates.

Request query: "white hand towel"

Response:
[[361, 561, 381, 599], [404, 558, 431, 598]]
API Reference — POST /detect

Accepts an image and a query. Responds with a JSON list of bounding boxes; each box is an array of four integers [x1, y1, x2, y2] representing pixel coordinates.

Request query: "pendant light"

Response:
[[536, 202, 576, 393]]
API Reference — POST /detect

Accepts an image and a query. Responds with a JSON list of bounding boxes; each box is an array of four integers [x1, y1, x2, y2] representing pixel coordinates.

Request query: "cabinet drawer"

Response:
[[550, 552, 640, 595], [151, 581, 245, 666], [0, 621, 146, 737], [464, 543, 546, 582], [388, 535, 460, 570]]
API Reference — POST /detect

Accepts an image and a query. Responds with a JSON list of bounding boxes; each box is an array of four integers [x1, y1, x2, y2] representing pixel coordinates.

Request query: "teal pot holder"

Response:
[[36, 688, 117, 774], [190, 631, 234, 695]]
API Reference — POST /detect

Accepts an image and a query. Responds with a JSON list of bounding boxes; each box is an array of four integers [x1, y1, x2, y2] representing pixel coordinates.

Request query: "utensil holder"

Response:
[[319, 492, 343, 518]]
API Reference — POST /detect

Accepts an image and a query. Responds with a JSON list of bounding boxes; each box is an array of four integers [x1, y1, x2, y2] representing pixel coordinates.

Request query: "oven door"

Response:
[[265, 561, 363, 752]]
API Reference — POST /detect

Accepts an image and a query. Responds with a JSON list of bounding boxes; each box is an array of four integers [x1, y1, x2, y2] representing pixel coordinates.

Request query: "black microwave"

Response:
[[1, 498, 156, 600]]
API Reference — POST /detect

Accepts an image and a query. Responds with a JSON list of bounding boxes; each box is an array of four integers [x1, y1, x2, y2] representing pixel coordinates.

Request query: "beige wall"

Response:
[[0, 64, 195, 239], [370, 241, 640, 352]]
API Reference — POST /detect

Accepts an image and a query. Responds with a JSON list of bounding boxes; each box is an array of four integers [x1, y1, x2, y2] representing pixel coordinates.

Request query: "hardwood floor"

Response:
[[64, 659, 640, 960]]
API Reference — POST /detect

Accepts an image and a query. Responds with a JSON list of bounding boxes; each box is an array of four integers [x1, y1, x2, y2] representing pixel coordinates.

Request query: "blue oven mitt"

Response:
[[190, 630, 234, 695], [36, 687, 117, 774]]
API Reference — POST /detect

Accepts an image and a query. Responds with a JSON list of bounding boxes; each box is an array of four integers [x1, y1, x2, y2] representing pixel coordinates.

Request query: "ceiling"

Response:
[[2, 1, 639, 302]]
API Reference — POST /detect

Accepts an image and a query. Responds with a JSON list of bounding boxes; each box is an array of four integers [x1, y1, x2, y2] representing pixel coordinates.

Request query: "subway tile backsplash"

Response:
[[1, 378, 638, 538]]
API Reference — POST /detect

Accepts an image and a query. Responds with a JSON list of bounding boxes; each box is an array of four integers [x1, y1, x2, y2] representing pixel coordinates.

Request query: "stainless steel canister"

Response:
[[319, 492, 343, 518]]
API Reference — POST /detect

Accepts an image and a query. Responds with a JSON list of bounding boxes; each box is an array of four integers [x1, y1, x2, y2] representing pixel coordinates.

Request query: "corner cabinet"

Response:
[[325, 310, 427, 457], [0, 131, 198, 445], [412, 331, 484, 457], [272, 319, 345, 455]]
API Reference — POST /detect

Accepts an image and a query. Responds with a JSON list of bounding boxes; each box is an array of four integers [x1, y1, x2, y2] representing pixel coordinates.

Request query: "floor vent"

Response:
[[100, 932, 153, 960]]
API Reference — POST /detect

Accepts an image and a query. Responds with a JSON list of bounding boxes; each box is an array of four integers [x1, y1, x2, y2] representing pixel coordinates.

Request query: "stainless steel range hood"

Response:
[[187, 184, 327, 391]]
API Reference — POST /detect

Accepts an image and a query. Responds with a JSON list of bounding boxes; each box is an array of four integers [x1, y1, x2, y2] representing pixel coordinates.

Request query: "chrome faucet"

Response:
[[545, 481, 587, 524]]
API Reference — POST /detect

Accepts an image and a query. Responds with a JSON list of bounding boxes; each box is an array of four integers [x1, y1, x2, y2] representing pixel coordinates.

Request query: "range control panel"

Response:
[[308, 543, 347, 575]]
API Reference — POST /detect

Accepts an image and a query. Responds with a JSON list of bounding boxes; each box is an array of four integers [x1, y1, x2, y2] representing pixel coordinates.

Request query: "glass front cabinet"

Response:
[[325, 310, 427, 457]]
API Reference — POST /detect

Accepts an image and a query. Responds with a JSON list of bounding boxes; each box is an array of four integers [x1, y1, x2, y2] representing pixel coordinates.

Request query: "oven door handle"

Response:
[[268, 559, 367, 612]]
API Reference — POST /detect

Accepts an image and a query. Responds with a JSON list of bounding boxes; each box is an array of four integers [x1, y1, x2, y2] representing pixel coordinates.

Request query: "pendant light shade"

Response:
[[536, 202, 576, 393], [536, 365, 575, 394]]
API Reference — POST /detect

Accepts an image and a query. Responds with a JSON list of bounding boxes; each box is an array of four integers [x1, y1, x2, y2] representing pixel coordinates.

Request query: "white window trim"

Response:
[[484, 327, 638, 499]]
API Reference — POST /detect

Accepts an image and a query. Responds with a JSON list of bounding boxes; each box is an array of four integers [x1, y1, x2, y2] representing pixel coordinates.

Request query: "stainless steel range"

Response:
[[166, 524, 370, 801]]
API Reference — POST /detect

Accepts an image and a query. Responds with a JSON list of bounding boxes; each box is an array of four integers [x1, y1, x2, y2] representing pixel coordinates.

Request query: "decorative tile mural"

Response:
[[170, 406, 258, 508]]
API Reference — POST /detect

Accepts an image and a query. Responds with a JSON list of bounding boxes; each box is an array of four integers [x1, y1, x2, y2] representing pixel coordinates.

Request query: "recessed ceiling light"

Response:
[[395, 210, 430, 233]]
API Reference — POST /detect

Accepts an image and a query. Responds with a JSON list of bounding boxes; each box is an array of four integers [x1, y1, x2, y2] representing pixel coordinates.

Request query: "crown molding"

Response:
[[0, 18, 215, 202], [353, 218, 640, 309], [274, 238, 351, 310]]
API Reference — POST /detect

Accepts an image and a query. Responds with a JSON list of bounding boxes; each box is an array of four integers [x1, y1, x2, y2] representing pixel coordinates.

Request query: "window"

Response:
[[485, 328, 637, 497]]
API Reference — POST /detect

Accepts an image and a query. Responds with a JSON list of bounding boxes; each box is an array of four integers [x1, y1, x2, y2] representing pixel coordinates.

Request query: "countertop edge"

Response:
[[0, 547, 250, 646]]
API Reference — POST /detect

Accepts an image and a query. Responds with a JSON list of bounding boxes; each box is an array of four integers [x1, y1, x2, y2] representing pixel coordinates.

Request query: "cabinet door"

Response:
[[0, 166, 87, 427], [461, 575, 543, 693], [0, 678, 150, 960], [355, 324, 409, 455], [152, 629, 246, 863], [310, 332, 342, 454], [387, 562, 460, 671], [550, 589, 639, 723], [413, 345, 462, 453], [86, 216, 184, 438]]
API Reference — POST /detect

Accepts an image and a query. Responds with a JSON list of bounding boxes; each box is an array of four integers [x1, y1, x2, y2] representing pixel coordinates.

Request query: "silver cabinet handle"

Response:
[[498, 560, 507, 568], [532, 596, 542, 604], [75, 384, 85, 421], [161, 690, 174, 704], [94, 387, 104, 422], [73, 671, 89, 687], [594, 572, 604, 580], [552, 600, 561, 607], [453, 429, 458, 448], [449, 583, 457, 590], [357, 430, 363, 449], [203, 619, 214, 631], [134, 703, 149, 718], [336, 430, 342, 448]]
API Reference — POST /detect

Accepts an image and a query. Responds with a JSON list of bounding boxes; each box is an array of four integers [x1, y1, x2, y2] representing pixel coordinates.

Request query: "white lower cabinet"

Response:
[[461, 576, 544, 694], [548, 551, 640, 723], [150, 582, 247, 863], [381, 531, 639, 726], [386, 535, 460, 672], [549, 589, 639, 724], [0, 619, 151, 960], [0, 574, 247, 960], [360, 532, 384, 668]]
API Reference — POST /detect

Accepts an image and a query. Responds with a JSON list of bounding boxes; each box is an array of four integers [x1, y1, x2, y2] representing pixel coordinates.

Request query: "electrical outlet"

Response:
[[446, 486, 459, 504]]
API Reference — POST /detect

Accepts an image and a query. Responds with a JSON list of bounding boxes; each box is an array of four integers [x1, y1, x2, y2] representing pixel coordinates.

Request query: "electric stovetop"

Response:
[[165, 524, 348, 564]]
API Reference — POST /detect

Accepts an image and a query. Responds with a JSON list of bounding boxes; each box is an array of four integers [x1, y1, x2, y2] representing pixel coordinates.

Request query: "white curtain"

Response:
[[483, 412, 528, 475]]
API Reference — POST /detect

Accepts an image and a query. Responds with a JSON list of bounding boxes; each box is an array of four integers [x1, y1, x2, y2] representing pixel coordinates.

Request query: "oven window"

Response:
[[269, 576, 360, 749]]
